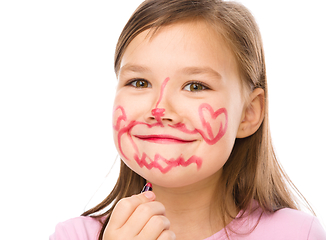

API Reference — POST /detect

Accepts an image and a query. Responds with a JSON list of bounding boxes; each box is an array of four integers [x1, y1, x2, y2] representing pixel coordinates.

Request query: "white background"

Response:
[[0, 0, 325, 239]]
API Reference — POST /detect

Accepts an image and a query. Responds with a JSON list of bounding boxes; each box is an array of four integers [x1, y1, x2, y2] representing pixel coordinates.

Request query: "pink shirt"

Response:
[[50, 208, 326, 240]]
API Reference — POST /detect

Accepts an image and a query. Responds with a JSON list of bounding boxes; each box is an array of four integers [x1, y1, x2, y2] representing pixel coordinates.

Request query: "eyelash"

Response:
[[125, 79, 211, 92], [183, 81, 211, 92], [126, 78, 152, 88]]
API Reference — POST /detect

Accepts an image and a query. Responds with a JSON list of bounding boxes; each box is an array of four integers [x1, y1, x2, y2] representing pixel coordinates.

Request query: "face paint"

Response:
[[196, 103, 228, 145], [113, 106, 127, 131], [151, 77, 170, 126], [113, 101, 228, 173], [154, 77, 170, 109], [168, 103, 228, 145], [113, 106, 200, 173], [134, 153, 202, 174]]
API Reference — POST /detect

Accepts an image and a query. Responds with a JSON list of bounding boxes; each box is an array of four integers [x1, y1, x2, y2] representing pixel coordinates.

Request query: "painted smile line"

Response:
[[134, 134, 197, 144]]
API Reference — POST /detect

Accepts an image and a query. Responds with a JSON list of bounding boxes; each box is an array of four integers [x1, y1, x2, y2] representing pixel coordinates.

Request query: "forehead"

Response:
[[119, 21, 239, 81]]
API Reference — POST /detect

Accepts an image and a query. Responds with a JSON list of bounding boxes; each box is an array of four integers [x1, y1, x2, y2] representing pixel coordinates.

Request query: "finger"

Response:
[[107, 191, 156, 230], [157, 230, 176, 240], [123, 201, 166, 236], [138, 215, 171, 240]]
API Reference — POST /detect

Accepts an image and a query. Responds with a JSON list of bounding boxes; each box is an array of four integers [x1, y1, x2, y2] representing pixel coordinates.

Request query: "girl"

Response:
[[51, 0, 326, 239]]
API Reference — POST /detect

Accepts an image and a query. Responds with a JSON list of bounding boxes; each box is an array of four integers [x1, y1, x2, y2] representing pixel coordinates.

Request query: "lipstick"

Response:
[[141, 182, 153, 193]]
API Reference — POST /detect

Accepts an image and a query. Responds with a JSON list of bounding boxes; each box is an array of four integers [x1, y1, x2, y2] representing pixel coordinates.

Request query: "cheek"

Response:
[[184, 102, 233, 163], [197, 103, 228, 145], [112, 93, 143, 129], [112, 101, 138, 161], [112, 105, 127, 132], [181, 102, 228, 146], [112, 105, 128, 158]]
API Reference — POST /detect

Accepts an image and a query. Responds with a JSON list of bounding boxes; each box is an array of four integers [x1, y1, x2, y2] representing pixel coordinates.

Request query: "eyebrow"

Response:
[[119, 64, 222, 80], [119, 64, 151, 76], [180, 66, 222, 79]]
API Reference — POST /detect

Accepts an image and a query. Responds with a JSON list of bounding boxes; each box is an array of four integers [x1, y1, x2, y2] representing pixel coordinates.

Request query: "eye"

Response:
[[183, 81, 209, 92], [127, 79, 152, 88]]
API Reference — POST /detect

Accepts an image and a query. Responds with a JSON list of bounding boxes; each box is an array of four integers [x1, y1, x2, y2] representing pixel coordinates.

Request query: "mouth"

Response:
[[134, 134, 196, 144]]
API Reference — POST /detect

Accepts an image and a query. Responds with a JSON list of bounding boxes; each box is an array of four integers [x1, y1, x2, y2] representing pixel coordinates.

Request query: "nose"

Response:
[[144, 77, 181, 125], [151, 108, 165, 119]]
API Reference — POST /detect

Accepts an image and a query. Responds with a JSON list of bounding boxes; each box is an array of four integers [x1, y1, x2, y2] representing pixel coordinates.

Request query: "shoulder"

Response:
[[254, 208, 326, 240], [50, 216, 103, 240]]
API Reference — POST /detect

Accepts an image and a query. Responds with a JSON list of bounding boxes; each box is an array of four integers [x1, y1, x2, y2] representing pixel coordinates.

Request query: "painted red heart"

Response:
[[197, 103, 228, 145]]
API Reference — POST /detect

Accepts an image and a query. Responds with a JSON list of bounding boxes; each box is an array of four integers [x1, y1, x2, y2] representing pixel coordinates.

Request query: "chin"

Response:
[[128, 163, 205, 188]]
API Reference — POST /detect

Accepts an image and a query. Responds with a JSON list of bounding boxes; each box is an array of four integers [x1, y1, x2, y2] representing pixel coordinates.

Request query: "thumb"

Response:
[[141, 190, 155, 201]]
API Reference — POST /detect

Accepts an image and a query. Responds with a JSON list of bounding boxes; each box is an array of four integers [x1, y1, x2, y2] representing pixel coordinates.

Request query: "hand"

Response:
[[103, 191, 176, 240]]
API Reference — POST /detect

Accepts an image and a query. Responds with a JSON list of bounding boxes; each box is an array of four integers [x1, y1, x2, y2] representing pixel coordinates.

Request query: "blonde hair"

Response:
[[83, 1, 312, 239]]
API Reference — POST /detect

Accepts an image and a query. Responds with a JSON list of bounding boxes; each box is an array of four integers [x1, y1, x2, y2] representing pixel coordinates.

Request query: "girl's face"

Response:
[[113, 21, 246, 188]]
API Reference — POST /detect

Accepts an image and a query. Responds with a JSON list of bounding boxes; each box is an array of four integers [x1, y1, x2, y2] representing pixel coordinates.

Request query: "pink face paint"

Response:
[[169, 103, 228, 145], [197, 103, 228, 145], [113, 105, 202, 173], [168, 122, 199, 135], [113, 102, 227, 174], [113, 106, 127, 131], [151, 108, 165, 121], [151, 77, 170, 125], [155, 77, 170, 109], [134, 153, 202, 174], [114, 106, 164, 161]]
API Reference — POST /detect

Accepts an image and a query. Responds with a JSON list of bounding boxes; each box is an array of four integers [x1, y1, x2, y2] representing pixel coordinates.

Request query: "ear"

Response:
[[236, 88, 265, 138]]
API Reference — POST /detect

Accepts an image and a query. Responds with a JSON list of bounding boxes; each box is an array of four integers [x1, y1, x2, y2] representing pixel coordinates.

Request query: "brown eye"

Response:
[[184, 82, 208, 92], [129, 79, 151, 88], [190, 83, 203, 91]]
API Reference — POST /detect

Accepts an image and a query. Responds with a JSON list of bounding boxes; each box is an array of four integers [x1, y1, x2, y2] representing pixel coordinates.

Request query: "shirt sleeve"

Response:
[[49, 216, 102, 240], [50, 222, 70, 240], [307, 217, 326, 240]]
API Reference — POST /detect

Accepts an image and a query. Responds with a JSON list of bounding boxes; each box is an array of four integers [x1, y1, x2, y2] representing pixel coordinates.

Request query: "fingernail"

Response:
[[144, 191, 154, 199]]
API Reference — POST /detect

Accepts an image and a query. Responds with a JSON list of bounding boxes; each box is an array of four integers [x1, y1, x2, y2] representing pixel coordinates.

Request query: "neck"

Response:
[[152, 171, 237, 239]]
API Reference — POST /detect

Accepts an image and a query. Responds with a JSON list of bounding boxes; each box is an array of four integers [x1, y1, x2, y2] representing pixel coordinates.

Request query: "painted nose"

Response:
[[151, 77, 170, 124], [146, 77, 177, 125], [151, 107, 166, 125], [151, 108, 165, 118]]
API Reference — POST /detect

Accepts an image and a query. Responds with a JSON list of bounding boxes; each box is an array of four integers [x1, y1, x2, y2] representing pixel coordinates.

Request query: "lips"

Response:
[[134, 134, 196, 144]]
